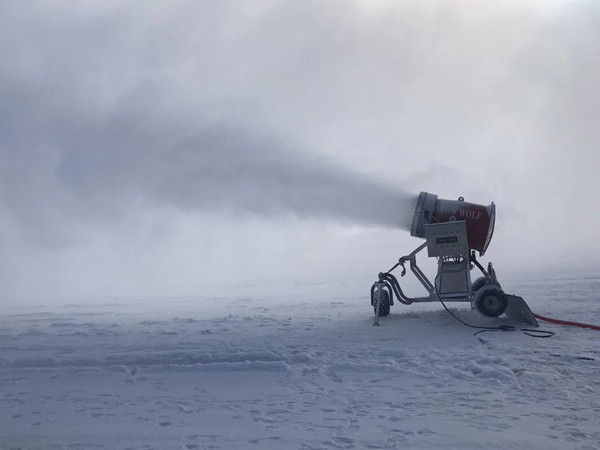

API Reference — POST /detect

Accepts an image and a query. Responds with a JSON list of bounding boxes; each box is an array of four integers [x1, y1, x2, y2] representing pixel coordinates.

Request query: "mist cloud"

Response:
[[55, 118, 416, 230], [1, 0, 599, 301]]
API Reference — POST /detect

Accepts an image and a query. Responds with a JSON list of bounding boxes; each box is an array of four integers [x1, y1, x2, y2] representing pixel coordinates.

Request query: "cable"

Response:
[[474, 328, 554, 339], [521, 329, 555, 338]]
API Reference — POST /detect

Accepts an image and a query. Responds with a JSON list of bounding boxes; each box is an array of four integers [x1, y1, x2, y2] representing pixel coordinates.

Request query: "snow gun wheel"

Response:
[[471, 276, 488, 294], [373, 290, 391, 317], [472, 276, 501, 295], [475, 285, 508, 318]]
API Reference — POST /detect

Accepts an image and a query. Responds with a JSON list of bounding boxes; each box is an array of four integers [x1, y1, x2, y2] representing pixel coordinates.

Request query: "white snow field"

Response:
[[1, 271, 599, 450]]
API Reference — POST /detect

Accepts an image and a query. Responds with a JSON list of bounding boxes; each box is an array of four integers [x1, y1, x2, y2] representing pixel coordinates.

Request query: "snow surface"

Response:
[[1, 272, 600, 449]]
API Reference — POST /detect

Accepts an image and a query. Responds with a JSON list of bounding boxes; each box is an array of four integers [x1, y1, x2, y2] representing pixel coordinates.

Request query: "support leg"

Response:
[[373, 283, 384, 326]]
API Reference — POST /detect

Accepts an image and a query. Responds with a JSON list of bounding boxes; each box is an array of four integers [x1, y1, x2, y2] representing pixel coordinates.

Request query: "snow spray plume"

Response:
[[57, 124, 416, 230]]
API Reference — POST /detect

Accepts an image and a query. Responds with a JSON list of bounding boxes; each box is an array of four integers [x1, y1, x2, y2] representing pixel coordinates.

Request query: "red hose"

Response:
[[533, 313, 600, 331]]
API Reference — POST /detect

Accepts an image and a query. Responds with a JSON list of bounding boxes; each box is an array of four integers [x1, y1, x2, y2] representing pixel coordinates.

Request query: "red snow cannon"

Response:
[[370, 192, 537, 328], [410, 192, 495, 256]]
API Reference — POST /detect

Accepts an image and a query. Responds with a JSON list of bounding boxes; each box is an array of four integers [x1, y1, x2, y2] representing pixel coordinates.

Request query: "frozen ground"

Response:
[[1, 271, 600, 449]]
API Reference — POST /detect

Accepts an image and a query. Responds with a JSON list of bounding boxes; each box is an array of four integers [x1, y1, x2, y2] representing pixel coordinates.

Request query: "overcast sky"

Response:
[[1, 0, 599, 303]]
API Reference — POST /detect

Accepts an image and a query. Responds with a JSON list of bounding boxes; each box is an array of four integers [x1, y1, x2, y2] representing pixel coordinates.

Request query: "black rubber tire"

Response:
[[471, 276, 489, 294], [373, 290, 391, 317], [472, 277, 502, 294], [475, 285, 508, 318]]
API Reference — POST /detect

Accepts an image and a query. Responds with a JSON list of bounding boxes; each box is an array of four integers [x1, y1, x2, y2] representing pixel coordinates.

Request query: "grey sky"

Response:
[[1, 0, 599, 303]]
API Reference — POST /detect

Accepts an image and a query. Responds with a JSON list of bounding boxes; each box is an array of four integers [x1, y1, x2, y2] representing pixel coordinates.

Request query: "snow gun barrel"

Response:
[[410, 192, 496, 256]]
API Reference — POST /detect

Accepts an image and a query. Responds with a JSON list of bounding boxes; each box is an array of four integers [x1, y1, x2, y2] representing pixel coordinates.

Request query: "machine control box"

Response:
[[424, 221, 469, 258]]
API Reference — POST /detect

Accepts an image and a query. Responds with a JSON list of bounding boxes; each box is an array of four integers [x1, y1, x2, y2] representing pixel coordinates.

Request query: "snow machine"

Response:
[[371, 192, 538, 327]]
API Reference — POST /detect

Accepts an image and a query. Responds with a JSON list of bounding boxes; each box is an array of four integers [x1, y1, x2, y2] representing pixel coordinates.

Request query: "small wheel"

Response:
[[373, 290, 390, 317], [475, 285, 508, 318]]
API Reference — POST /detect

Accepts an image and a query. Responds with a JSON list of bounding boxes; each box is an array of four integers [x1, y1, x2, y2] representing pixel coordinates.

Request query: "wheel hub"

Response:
[[483, 295, 500, 311]]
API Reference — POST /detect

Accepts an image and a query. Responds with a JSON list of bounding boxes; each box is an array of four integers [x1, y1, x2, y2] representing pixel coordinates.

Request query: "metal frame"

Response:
[[374, 242, 475, 306], [371, 242, 473, 326], [371, 237, 540, 327]]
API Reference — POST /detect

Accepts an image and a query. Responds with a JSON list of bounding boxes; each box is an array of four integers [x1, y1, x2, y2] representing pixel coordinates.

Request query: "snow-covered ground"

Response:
[[1, 271, 600, 449]]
